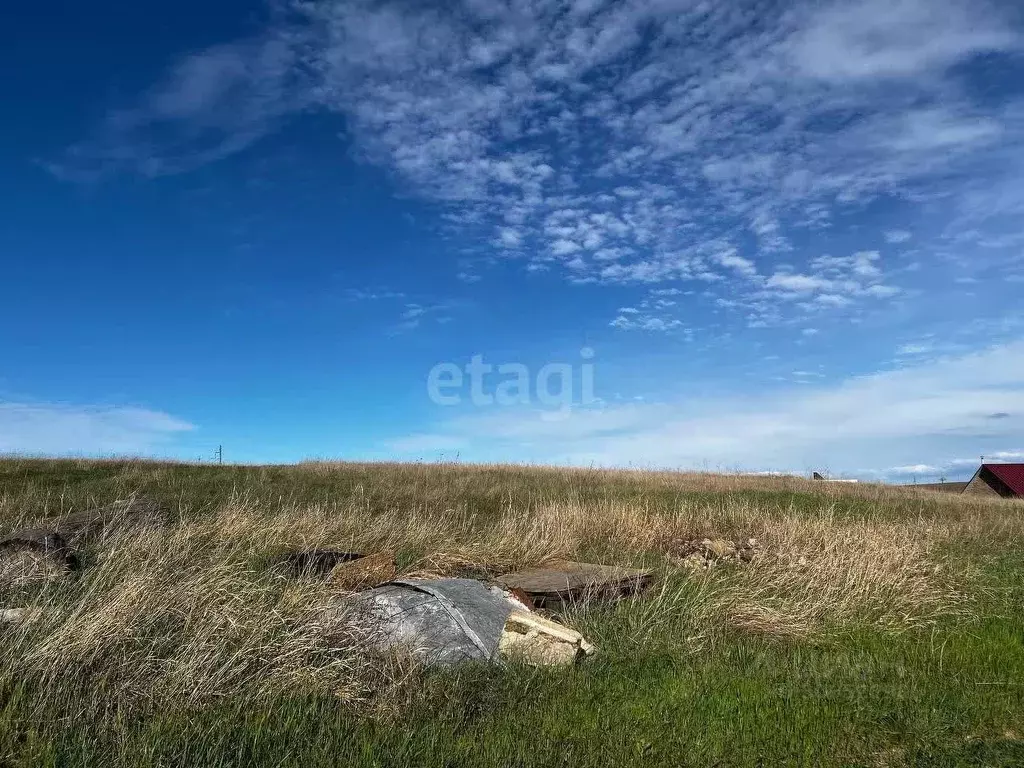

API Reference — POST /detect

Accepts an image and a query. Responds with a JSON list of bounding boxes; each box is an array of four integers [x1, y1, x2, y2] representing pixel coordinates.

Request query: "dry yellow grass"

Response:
[[0, 459, 1018, 721]]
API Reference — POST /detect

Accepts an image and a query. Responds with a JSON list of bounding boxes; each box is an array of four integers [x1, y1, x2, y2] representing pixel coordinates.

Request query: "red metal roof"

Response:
[[984, 464, 1024, 496]]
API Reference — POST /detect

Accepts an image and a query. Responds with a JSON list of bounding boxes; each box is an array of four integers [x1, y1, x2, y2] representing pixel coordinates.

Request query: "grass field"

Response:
[[0, 458, 1022, 767]]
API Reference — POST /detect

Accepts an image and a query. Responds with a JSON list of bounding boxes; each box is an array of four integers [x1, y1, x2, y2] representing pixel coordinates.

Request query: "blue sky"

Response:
[[2, 0, 1024, 480]]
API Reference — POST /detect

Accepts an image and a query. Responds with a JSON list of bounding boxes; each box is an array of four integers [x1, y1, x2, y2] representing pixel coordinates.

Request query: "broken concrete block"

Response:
[[499, 609, 596, 666]]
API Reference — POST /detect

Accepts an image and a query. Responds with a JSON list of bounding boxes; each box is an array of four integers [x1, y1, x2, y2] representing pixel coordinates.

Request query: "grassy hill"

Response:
[[0, 458, 1021, 767]]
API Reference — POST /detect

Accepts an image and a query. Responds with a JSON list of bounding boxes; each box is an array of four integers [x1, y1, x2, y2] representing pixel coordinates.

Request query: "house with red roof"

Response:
[[963, 464, 1024, 499]]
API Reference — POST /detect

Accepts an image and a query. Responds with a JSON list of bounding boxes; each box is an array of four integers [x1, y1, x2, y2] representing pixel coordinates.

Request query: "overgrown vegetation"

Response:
[[0, 458, 1022, 766]]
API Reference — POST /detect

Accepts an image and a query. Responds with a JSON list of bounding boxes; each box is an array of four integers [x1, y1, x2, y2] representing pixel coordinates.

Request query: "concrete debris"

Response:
[[350, 577, 595, 668], [671, 538, 760, 570], [496, 560, 653, 610], [500, 609, 596, 666]]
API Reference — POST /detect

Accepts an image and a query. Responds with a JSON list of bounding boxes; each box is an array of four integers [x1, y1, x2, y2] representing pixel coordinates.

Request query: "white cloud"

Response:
[[880, 448, 1024, 481], [984, 450, 1024, 461], [897, 343, 933, 356], [888, 464, 941, 475], [384, 340, 1024, 476], [934, 449, 1024, 470], [608, 289, 695, 332], [394, 301, 454, 331], [0, 401, 194, 455], [50, 32, 310, 179], [863, 284, 900, 298], [851, 251, 881, 278], [52, 0, 1024, 331], [885, 230, 913, 244], [785, 0, 1018, 82], [766, 273, 832, 293], [496, 227, 522, 248], [610, 312, 684, 333], [879, 108, 1004, 153], [715, 250, 758, 277], [814, 294, 851, 307], [550, 238, 582, 256], [347, 288, 406, 301]]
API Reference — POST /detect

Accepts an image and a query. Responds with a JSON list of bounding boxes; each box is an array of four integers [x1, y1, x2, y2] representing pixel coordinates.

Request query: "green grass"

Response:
[[0, 457, 957, 523], [0, 458, 1022, 766], [4, 615, 1022, 767]]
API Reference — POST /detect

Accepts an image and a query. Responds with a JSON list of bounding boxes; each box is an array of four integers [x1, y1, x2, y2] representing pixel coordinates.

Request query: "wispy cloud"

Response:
[[885, 230, 913, 244], [393, 301, 456, 332], [382, 340, 1024, 476], [345, 288, 407, 302], [786, 0, 1017, 80], [0, 401, 194, 456], [880, 449, 1024, 482], [981, 450, 1024, 461], [887, 464, 942, 476], [52, 0, 1024, 329], [609, 295, 690, 334], [49, 30, 313, 180], [344, 288, 455, 331]]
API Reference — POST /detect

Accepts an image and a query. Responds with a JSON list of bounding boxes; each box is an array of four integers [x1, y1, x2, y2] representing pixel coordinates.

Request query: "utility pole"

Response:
[[215, 445, 223, 465]]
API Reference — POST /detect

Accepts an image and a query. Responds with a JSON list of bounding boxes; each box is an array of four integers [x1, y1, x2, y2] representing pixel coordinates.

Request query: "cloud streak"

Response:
[[0, 401, 195, 456], [50, 30, 313, 180], [383, 340, 1024, 477]]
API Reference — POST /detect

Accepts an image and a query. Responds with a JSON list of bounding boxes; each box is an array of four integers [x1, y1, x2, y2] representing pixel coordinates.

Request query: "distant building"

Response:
[[963, 464, 1024, 499], [811, 471, 858, 483]]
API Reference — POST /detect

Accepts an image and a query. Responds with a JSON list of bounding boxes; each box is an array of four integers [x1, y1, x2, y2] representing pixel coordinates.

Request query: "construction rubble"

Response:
[[327, 553, 649, 667], [0, 499, 684, 669], [284, 551, 654, 666], [669, 537, 760, 570]]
